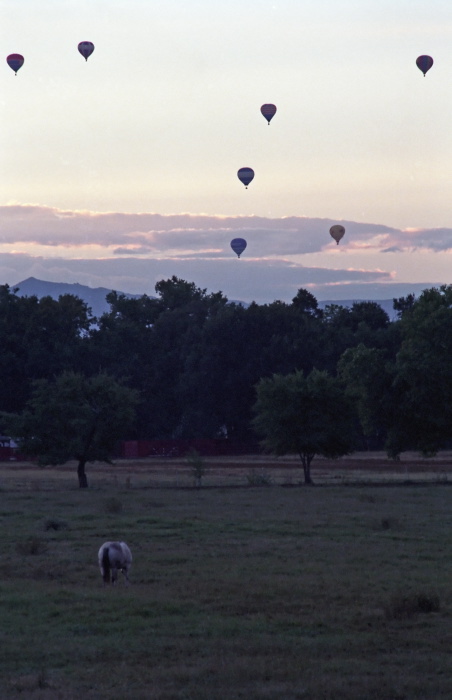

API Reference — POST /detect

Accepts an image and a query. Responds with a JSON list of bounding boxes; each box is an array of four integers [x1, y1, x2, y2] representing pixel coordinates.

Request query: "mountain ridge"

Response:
[[11, 277, 398, 319], [12, 277, 145, 318]]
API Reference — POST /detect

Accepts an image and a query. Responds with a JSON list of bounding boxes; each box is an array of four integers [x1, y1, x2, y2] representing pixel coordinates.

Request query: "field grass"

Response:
[[1, 456, 452, 699]]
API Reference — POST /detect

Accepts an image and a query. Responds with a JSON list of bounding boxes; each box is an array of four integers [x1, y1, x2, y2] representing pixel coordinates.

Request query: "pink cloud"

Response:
[[0, 204, 403, 254], [0, 205, 449, 304]]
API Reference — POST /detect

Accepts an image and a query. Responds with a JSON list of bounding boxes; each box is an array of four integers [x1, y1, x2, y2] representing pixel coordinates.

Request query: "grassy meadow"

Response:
[[1, 456, 452, 699]]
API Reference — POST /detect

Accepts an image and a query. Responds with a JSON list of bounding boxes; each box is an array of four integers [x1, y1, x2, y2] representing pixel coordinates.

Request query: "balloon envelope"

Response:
[[231, 238, 247, 258], [329, 225, 345, 245], [416, 55, 433, 76], [237, 167, 254, 188], [7, 54, 24, 74], [261, 103, 277, 124], [78, 41, 95, 61]]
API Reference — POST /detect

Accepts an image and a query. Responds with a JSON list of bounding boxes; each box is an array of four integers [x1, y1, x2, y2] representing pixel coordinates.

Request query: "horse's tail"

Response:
[[101, 545, 111, 583]]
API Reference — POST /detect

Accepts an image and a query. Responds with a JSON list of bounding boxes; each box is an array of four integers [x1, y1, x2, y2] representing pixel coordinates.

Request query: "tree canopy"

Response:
[[3, 278, 452, 464], [3, 372, 138, 487], [253, 369, 356, 483], [386, 286, 452, 457]]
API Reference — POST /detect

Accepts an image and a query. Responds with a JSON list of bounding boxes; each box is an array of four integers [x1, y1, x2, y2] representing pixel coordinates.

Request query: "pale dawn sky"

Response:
[[2, 1, 452, 304]]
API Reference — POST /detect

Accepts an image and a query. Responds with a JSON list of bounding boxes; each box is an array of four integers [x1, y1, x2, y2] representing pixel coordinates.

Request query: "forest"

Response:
[[1, 276, 451, 464]]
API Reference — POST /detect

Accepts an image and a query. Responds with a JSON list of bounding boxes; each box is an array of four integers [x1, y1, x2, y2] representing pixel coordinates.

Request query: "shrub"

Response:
[[186, 450, 207, 488], [381, 517, 397, 530], [16, 536, 48, 555], [384, 590, 440, 619], [37, 669, 49, 689], [104, 497, 123, 514], [373, 516, 399, 531], [246, 469, 273, 486], [43, 518, 69, 531]]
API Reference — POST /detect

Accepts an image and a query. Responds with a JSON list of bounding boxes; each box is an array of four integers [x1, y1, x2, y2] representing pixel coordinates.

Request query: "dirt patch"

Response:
[[1, 451, 451, 489]]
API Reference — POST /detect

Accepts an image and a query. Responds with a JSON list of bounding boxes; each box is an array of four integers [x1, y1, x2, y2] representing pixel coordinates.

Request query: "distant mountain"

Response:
[[12, 277, 145, 318], [11, 278, 399, 320], [318, 298, 397, 319]]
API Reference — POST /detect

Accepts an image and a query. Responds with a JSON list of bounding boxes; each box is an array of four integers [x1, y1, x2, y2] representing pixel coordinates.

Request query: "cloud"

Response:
[[0, 251, 432, 306], [0, 205, 449, 304], [387, 228, 452, 252], [0, 204, 399, 254], [3, 204, 452, 255]]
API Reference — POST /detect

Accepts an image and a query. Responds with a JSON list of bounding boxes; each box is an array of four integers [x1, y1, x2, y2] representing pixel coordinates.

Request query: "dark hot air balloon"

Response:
[[7, 54, 24, 74], [237, 167, 254, 188], [329, 225, 345, 245], [78, 41, 95, 61], [261, 103, 277, 124], [416, 55, 433, 76], [231, 238, 247, 258]]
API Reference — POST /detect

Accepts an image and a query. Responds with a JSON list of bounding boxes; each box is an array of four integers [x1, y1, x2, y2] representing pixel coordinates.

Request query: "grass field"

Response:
[[1, 455, 452, 699]]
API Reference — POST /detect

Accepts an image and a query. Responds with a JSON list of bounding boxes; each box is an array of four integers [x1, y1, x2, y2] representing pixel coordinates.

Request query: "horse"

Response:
[[98, 541, 132, 585]]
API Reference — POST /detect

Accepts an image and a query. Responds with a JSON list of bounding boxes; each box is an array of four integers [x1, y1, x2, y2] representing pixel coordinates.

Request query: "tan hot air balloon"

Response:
[[329, 224, 345, 245]]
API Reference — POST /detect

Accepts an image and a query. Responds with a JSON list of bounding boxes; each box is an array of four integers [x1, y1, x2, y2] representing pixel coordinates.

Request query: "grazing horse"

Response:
[[98, 541, 132, 585]]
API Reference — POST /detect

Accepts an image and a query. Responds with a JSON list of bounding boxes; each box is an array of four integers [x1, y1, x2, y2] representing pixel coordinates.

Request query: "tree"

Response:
[[179, 298, 325, 440], [252, 369, 356, 484], [321, 301, 392, 373], [3, 372, 138, 488], [393, 293, 416, 319], [139, 279, 228, 438], [154, 276, 228, 315], [0, 285, 94, 414], [87, 292, 157, 436], [386, 285, 452, 457], [291, 288, 323, 318], [338, 343, 396, 449]]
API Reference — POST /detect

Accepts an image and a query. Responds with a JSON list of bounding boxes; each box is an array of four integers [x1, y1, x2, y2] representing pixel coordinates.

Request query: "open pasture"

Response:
[[1, 456, 452, 699]]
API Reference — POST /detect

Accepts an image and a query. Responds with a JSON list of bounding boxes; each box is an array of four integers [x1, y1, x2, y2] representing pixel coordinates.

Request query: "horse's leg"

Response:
[[101, 545, 111, 584], [111, 566, 118, 584]]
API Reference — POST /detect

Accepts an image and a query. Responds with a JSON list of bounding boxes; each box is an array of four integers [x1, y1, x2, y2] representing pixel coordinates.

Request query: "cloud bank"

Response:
[[0, 204, 449, 303], [0, 204, 398, 253]]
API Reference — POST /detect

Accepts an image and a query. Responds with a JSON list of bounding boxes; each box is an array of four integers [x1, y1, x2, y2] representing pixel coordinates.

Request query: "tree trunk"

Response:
[[300, 453, 314, 485], [77, 414, 98, 488], [77, 460, 89, 488]]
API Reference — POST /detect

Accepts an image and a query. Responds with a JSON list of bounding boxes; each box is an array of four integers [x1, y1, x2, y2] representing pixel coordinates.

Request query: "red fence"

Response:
[[0, 447, 25, 461], [120, 439, 260, 459], [0, 441, 259, 462]]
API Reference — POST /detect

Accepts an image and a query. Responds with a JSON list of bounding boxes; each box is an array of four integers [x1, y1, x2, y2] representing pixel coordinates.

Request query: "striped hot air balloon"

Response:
[[260, 103, 277, 124]]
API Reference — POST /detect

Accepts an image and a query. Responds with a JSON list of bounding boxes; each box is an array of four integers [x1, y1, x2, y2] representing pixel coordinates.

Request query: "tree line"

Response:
[[1, 277, 451, 485]]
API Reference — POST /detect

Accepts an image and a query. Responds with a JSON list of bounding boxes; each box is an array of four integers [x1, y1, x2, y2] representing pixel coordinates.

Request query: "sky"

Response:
[[2, 0, 452, 304]]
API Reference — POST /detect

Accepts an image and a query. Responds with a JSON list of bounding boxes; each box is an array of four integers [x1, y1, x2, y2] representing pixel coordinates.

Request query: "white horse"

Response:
[[98, 541, 132, 585]]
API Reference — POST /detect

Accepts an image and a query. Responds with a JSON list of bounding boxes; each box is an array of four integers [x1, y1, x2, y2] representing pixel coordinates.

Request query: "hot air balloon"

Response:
[[78, 41, 95, 61], [237, 167, 254, 189], [231, 238, 247, 258], [7, 54, 24, 74], [329, 225, 345, 245], [416, 55, 433, 76], [261, 103, 277, 125]]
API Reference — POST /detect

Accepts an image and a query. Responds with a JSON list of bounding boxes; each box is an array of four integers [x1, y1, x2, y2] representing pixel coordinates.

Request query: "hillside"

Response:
[[10, 277, 398, 319], [12, 277, 144, 318], [318, 298, 397, 318]]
